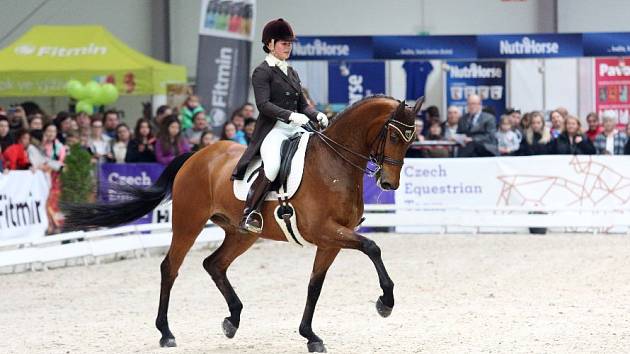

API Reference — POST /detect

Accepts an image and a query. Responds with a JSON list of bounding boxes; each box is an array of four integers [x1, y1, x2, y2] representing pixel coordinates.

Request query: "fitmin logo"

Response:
[[499, 37, 559, 55], [13, 43, 107, 57], [449, 63, 502, 79], [293, 39, 350, 57]]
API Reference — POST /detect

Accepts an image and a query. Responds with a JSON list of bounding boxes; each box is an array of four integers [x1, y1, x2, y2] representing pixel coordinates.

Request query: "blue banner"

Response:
[[445, 61, 506, 118], [477, 34, 582, 58], [291, 36, 372, 60], [583, 32, 630, 56], [328, 61, 386, 105], [373, 35, 476, 59], [98, 163, 165, 224]]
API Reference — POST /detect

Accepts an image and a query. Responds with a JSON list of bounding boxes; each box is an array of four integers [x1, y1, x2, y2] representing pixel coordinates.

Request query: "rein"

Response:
[[307, 102, 416, 176]]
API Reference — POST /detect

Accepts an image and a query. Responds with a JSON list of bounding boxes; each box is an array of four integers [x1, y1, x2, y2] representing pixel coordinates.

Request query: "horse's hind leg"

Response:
[[155, 204, 210, 347], [203, 225, 257, 339], [299, 247, 340, 353]]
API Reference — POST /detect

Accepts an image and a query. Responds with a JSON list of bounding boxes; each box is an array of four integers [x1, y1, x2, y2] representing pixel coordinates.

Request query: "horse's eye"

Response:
[[390, 132, 399, 144]]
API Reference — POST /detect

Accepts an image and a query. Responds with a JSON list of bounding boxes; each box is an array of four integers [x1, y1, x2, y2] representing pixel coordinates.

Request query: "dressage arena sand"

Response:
[[3, 233, 630, 354]]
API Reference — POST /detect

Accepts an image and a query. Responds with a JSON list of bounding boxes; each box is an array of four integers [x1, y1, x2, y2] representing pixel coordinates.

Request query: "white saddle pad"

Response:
[[233, 133, 311, 201]]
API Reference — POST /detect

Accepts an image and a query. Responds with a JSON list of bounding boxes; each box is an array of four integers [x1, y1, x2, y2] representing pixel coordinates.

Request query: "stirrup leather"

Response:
[[243, 210, 264, 233]]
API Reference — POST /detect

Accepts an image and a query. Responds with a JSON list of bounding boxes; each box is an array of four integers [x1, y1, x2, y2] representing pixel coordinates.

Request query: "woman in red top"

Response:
[[2, 129, 31, 170]]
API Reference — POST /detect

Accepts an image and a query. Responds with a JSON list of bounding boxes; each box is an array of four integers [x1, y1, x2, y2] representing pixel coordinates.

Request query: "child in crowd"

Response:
[[180, 95, 205, 130], [193, 131, 217, 152], [495, 115, 520, 155]]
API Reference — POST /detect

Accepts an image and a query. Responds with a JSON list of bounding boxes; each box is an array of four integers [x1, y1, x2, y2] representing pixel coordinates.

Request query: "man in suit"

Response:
[[456, 94, 498, 157]]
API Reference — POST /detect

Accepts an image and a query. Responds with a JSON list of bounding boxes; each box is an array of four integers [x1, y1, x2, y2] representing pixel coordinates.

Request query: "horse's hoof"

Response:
[[376, 297, 393, 318], [307, 341, 327, 353], [222, 317, 238, 339], [159, 337, 177, 347]]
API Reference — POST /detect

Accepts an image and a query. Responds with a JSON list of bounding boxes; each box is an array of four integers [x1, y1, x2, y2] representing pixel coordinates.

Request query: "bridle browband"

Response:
[[310, 100, 416, 176]]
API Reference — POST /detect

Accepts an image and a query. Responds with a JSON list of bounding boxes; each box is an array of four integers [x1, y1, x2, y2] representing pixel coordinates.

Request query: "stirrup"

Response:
[[243, 210, 263, 233]]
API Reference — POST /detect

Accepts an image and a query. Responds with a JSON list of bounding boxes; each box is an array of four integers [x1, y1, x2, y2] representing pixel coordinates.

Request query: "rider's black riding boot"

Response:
[[239, 170, 272, 234]]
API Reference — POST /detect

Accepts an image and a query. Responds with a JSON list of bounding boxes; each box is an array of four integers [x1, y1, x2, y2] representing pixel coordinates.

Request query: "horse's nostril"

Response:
[[381, 182, 393, 190]]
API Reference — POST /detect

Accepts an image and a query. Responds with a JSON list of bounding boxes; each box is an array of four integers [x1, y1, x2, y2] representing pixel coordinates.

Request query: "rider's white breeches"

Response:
[[260, 120, 306, 181]]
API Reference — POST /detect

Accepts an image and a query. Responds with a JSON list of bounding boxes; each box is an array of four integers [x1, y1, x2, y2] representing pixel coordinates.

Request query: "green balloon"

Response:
[[75, 100, 93, 114], [99, 83, 119, 105], [66, 80, 86, 100], [84, 81, 102, 101]]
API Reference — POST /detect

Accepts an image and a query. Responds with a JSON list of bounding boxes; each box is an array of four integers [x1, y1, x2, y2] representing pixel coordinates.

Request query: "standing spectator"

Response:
[[584, 112, 603, 142], [220, 121, 247, 145], [594, 114, 627, 155], [243, 118, 256, 144], [0, 115, 14, 151], [2, 129, 31, 170], [456, 94, 498, 157], [240, 102, 255, 119], [155, 115, 190, 165], [88, 118, 111, 163], [102, 110, 120, 139], [8, 105, 28, 131], [184, 111, 208, 145], [75, 111, 92, 136], [29, 115, 44, 131], [126, 118, 156, 163], [40, 123, 66, 233], [548, 115, 595, 155], [549, 110, 564, 139], [181, 95, 205, 130], [520, 111, 551, 155], [442, 105, 461, 141], [109, 123, 132, 163], [495, 115, 520, 156], [53, 111, 73, 144], [624, 124, 630, 155], [193, 131, 217, 152], [153, 105, 172, 133]]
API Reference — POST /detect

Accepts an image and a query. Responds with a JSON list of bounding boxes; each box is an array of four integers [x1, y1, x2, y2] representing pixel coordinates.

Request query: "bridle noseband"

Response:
[[311, 101, 416, 176]]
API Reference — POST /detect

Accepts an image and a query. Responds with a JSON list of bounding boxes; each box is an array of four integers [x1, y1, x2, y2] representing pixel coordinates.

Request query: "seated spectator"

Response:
[[625, 124, 630, 155], [152, 105, 172, 133], [102, 110, 120, 139], [423, 122, 449, 158], [505, 108, 523, 143], [442, 105, 461, 141], [180, 95, 205, 130], [520, 112, 531, 131], [594, 114, 627, 155], [231, 110, 245, 131], [243, 118, 256, 144], [88, 118, 112, 163], [2, 129, 32, 170], [221, 122, 247, 145], [413, 119, 424, 143], [126, 118, 156, 163], [155, 115, 191, 165], [549, 110, 564, 139], [422, 105, 440, 137], [0, 115, 14, 151], [495, 115, 520, 156], [184, 111, 208, 145], [193, 131, 217, 152], [239, 102, 255, 119], [585, 112, 602, 142], [456, 94, 498, 157], [109, 123, 132, 163], [548, 115, 595, 155], [520, 111, 551, 155]]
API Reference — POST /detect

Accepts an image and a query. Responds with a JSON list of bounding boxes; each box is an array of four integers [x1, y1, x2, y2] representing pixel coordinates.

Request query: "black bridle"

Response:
[[309, 101, 416, 176]]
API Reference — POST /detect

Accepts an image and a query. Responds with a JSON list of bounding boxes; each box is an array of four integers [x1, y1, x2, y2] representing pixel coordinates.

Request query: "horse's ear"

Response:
[[412, 96, 425, 115]]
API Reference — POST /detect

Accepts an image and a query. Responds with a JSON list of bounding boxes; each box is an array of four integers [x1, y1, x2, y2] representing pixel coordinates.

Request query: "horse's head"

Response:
[[372, 96, 424, 190]]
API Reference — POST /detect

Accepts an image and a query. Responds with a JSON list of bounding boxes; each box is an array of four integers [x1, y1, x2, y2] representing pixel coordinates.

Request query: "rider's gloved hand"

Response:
[[289, 112, 309, 126], [317, 112, 329, 128]]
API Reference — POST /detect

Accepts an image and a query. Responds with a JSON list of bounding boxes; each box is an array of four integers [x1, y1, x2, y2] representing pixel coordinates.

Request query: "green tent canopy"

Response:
[[0, 25, 186, 96]]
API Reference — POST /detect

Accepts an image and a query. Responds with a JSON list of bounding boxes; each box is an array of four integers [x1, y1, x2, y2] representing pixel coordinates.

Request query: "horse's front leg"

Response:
[[328, 226, 395, 317], [300, 247, 340, 353]]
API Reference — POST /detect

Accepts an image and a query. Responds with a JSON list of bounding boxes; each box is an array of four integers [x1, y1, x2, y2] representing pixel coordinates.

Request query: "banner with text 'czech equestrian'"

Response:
[[445, 61, 506, 118], [196, 0, 255, 133], [594, 57, 630, 126], [98, 163, 165, 224], [0, 171, 49, 240], [328, 61, 386, 105]]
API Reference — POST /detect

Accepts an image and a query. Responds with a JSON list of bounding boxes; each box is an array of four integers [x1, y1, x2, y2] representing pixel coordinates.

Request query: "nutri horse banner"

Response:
[[0, 170, 49, 240], [445, 61, 506, 118]]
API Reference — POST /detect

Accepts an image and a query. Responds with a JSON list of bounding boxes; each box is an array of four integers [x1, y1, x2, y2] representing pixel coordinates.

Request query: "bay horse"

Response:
[[63, 95, 424, 353]]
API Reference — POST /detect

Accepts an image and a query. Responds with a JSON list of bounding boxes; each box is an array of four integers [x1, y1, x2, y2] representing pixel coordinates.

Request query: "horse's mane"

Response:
[[328, 94, 398, 127]]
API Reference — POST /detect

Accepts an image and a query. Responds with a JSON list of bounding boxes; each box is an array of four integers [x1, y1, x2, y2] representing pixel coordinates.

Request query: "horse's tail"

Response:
[[62, 152, 194, 230]]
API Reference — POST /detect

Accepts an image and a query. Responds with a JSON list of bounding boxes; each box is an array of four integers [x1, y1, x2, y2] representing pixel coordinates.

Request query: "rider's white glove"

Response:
[[288, 112, 309, 126], [317, 112, 329, 128]]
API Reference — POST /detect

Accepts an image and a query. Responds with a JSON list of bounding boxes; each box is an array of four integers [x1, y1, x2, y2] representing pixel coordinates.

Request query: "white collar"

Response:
[[265, 54, 288, 69]]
